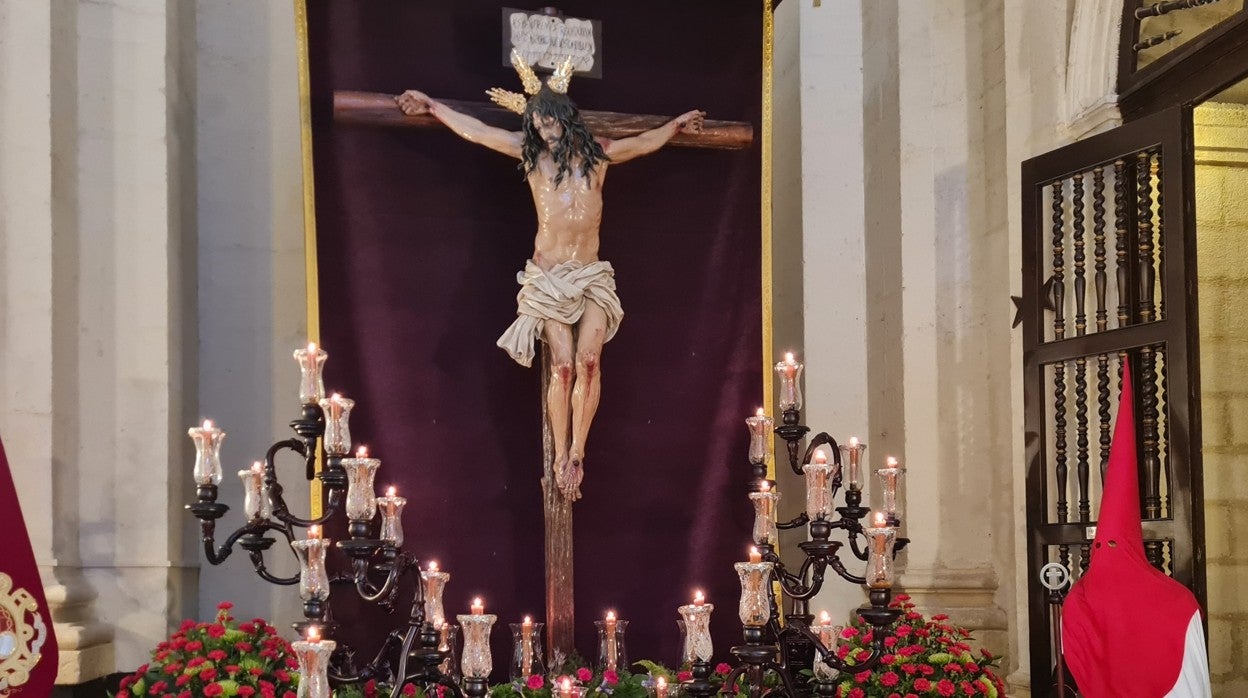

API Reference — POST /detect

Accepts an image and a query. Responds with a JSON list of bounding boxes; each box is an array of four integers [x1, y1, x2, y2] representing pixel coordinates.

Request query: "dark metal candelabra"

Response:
[[186, 400, 463, 698], [710, 404, 911, 698]]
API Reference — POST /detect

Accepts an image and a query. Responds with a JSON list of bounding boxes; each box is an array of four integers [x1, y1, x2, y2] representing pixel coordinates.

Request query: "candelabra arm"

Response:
[[388, 623, 422, 698], [802, 432, 841, 469], [721, 666, 749, 698], [785, 558, 829, 602], [328, 629, 403, 686], [352, 554, 409, 604], [262, 438, 346, 529], [200, 520, 264, 565], [827, 555, 867, 586], [776, 512, 810, 530], [846, 526, 870, 562], [249, 549, 300, 585], [765, 554, 809, 599]]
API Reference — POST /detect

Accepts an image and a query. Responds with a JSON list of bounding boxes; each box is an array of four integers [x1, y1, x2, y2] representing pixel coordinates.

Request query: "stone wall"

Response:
[[1194, 101, 1248, 697]]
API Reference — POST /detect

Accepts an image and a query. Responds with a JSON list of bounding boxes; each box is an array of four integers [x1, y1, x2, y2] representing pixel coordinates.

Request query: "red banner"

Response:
[[0, 436, 59, 696]]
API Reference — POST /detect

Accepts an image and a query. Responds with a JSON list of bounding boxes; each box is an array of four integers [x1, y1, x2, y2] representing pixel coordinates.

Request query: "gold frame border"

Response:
[[294, 1, 776, 511], [294, 0, 323, 517], [762, 0, 775, 482]]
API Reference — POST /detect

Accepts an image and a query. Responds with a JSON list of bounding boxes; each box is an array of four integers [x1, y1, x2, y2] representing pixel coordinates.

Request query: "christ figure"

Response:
[[397, 54, 703, 501]]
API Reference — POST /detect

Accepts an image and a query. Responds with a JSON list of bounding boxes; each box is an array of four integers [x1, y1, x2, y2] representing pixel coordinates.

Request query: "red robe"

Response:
[[1062, 361, 1210, 697]]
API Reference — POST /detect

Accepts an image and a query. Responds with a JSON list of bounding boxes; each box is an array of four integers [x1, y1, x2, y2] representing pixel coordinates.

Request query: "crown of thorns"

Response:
[[486, 49, 576, 115]]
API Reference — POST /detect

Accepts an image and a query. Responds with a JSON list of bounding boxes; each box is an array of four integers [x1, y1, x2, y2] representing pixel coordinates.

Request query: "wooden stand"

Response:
[[540, 346, 575, 663]]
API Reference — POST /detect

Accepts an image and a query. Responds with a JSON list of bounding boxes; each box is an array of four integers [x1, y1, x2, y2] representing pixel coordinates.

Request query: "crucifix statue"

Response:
[[333, 51, 751, 661]]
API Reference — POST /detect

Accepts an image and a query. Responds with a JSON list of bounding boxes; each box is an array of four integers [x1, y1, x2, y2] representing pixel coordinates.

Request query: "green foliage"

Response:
[[113, 601, 300, 698]]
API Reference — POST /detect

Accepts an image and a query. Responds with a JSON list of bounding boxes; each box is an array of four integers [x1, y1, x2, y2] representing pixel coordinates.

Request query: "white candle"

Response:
[[471, 597, 484, 615]]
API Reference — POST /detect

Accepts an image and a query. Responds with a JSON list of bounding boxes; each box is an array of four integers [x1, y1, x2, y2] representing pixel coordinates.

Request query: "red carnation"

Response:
[[237, 688, 256, 698], [402, 685, 417, 696], [526, 674, 545, 690], [913, 678, 931, 691], [854, 670, 871, 683], [576, 667, 593, 682], [603, 670, 619, 685], [937, 678, 956, 696], [881, 671, 900, 687], [207, 649, 227, 662], [199, 667, 217, 682], [715, 662, 732, 675], [202, 684, 224, 697]]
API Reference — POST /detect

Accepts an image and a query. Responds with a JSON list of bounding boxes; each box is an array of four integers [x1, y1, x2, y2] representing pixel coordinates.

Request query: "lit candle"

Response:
[[605, 610, 618, 672], [773, 352, 805, 411], [839, 436, 867, 493], [812, 611, 841, 680], [803, 448, 836, 520], [471, 597, 484, 615], [749, 546, 762, 564], [292, 621, 335, 698], [342, 448, 381, 523], [693, 590, 705, 607], [559, 677, 574, 698], [748, 485, 780, 545], [655, 676, 668, 698], [238, 461, 269, 521], [308, 525, 322, 540], [377, 487, 407, 546], [521, 616, 534, 678], [293, 342, 329, 405], [421, 562, 450, 628], [356, 445, 369, 458], [318, 392, 355, 456], [745, 408, 774, 465], [188, 419, 226, 486], [864, 511, 898, 589], [819, 610, 831, 625], [877, 456, 906, 522], [307, 625, 321, 643]]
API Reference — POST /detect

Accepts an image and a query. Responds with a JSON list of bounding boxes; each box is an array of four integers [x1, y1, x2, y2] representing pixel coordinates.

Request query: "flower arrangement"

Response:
[[831, 594, 1007, 698], [115, 601, 301, 698]]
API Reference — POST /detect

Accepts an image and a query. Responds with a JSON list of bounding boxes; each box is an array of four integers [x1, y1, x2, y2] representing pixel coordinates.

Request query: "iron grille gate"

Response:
[[1021, 106, 1205, 695]]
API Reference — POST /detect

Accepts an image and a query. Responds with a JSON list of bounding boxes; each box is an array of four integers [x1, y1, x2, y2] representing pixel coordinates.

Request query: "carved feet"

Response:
[[554, 454, 584, 502]]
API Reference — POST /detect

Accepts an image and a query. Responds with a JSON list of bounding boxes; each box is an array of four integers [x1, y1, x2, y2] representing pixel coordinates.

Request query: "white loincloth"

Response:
[[496, 259, 624, 367]]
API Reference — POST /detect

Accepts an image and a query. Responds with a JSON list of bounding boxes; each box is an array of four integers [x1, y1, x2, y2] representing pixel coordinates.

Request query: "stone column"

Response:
[[0, 0, 199, 680], [896, 0, 1010, 658]]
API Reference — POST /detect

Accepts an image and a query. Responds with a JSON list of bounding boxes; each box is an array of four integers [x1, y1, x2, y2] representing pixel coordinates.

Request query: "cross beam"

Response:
[[333, 91, 754, 150]]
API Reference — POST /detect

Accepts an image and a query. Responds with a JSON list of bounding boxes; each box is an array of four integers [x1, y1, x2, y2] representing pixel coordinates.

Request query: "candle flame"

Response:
[[873, 512, 886, 527], [755, 407, 765, 417], [387, 486, 397, 497], [307, 625, 321, 642], [886, 456, 899, 467], [356, 445, 369, 458], [657, 677, 667, 688], [813, 449, 828, 464], [849, 436, 859, 447], [694, 590, 705, 603], [472, 597, 483, 609], [429, 560, 438, 572], [523, 615, 532, 625], [202, 419, 214, 430], [307, 342, 317, 354], [760, 480, 771, 493], [606, 610, 616, 621], [308, 525, 321, 539], [561, 678, 572, 690], [251, 461, 263, 473], [819, 610, 832, 624], [784, 351, 795, 363]]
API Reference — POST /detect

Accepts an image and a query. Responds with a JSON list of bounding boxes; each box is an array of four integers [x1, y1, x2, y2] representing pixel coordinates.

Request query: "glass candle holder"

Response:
[[510, 619, 544, 680], [594, 614, 628, 673], [319, 393, 354, 456], [748, 486, 780, 545], [876, 457, 906, 521], [457, 613, 497, 680], [773, 352, 805, 411], [735, 561, 775, 627], [438, 622, 459, 678], [555, 679, 589, 698], [864, 516, 898, 588], [377, 491, 407, 546], [238, 463, 271, 520], [837, 437, 867, 493], [292, 634, 336, 698], [421, 564, 450, 628], [802, 453, 836, 520], [293, 343, 328, 406], [677, 601, 714, 664], [188, 420, 226, 486], [675, 618, 687, 668], [745, 409, 774, 465], [811, 612, 843, 681], [652, 676, 670, 698], [291, 536, 332, 603], [342, 453, 381, 522]]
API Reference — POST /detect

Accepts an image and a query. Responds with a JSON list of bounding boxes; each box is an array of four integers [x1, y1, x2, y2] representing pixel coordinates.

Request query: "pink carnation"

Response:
[[526, 675, 545, 690]]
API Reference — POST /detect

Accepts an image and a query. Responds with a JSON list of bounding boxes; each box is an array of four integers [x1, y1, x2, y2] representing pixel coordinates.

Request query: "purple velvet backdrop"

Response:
[[307, 0, 761, 675]]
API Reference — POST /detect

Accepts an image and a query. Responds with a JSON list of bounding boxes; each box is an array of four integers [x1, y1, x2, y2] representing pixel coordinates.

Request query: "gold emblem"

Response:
[[0, 573, 48, 695]]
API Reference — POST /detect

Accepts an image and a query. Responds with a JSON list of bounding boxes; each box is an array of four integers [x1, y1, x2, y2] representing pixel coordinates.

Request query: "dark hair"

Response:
[[520, 87, 608, 185]]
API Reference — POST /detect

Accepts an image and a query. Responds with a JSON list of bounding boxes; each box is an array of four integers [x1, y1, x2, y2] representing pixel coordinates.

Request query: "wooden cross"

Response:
[[333, 90, 754, 661]]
